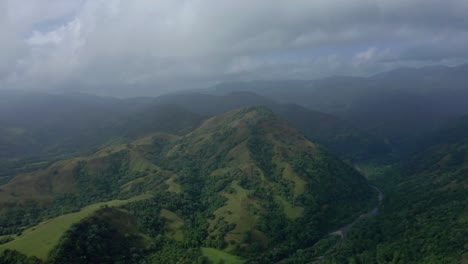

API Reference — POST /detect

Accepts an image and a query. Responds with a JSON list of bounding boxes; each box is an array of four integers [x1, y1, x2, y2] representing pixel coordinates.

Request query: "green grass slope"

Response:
[[153, 91, 391, 161], [0, 194, 151, 260], [143, 107, 375, 262], [0, 107, 375, 263], [201, 247, 245, 264]]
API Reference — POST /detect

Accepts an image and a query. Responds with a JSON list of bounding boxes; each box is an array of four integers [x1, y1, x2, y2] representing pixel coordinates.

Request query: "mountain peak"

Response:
[[194, 106, 277, 133], [156, 107, 374, 254], [188, 106, 313, 156]]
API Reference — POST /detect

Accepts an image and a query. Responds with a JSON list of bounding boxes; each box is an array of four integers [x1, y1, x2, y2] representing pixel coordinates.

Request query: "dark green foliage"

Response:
[[123, 199, 164, 237], [48, 208, 145, 264], [74, 151, 133, 200], [0, 250, 42, 264], [0, 107, 376, 263], [142, 108, 375, 262], [146, 236, 203, 264], [256, 196, 288, 243], [247, 126, 275, 180], [295, 135, 468, 263], [0, 237, 13, 245], [291, 151, 375, 226], [0, 200, 40, 235]]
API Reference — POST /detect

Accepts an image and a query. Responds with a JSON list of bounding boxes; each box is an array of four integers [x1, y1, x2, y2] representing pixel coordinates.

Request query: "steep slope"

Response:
[[153, 91, 390, 160], [295, 116, 468, 263], [140, 107, 376, 261], [0, 107, 376, 263], [0, 132, 183, 241]]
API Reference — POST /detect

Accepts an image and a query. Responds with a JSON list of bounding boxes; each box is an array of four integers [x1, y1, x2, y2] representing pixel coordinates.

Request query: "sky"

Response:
[[1, 0, 468, 96]]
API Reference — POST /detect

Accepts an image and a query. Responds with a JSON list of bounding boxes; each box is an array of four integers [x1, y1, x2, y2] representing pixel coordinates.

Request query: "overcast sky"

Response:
[[1, 0, 468, 96]]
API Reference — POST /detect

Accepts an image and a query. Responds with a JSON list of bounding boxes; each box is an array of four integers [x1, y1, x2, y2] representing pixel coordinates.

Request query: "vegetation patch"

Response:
[[201, 247, 245, 264], [164, 177, 182, 194], [160, 209, 185, 241], [277, 196, 304, 220], [208, 182, 263, 250], [0, 194, 151, 260], [48, 207, 149, 263], [279, 162, 306, 197]]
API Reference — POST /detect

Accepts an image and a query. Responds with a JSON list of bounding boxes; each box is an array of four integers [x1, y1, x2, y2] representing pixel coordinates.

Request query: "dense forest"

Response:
[[0, 65, 467, 263], [0, 107, 377, 263]]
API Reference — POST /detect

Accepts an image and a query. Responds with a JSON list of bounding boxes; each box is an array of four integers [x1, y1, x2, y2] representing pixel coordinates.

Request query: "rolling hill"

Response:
[[152, 91, 391, 161], [0, 91, 204, 184], [0, 107, 377, 263], [0, 91, 202, 160]]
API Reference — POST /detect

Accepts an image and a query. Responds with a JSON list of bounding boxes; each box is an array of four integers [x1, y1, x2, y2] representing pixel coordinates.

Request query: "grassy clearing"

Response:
[[0, 193, 151, 260], [120, 175, 152, 192], [201, 247, 245, 264], [160, 209, 184, 241], [225, 141, 251, 166], [164, 177, 182, 194], [280, 162, 306, 197], [277, 196, 304, 220], [209, 182, 264, 248], [128, 150, 159, 172]]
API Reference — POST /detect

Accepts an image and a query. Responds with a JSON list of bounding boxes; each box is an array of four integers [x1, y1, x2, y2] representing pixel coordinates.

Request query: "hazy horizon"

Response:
[[0, 3, 467, 262], [1, 0, 468, 97]]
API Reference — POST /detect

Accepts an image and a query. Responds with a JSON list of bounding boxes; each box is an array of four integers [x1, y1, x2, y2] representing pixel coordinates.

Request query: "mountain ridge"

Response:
[[0, 107, 376, 263]]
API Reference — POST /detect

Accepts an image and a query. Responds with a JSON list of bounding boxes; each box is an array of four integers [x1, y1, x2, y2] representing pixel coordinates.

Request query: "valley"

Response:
[[329, 185, 384, 243], [0, 106, 376, 263], [0, 65, 467, 263], [1, 3, 468, 263]]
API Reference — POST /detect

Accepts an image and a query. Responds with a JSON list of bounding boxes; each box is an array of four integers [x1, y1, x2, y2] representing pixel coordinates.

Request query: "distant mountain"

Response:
[[405, 114, 468, 175], [0, 107, 376, 263], [209, 64, 468, 152], [153, 91, 391, 161], [0, 91, 205, 183], [0, 91, 203, 160], [0, 90, 115, 160]]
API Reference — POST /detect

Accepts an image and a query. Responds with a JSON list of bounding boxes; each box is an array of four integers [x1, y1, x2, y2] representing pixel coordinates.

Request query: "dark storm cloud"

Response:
[[0, 0, 467, 96]]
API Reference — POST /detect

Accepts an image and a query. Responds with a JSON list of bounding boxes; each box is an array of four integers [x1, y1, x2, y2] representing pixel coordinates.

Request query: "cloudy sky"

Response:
[[1, 0, 468, 96]]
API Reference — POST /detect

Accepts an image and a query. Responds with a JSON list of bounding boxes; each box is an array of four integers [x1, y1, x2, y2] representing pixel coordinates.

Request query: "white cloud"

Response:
[[0, 0, 467, 95]]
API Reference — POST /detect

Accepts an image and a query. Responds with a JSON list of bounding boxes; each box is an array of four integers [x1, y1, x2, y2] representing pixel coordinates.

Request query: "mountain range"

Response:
[[0, 64, 467, 263], [0, 107, 376, 263]]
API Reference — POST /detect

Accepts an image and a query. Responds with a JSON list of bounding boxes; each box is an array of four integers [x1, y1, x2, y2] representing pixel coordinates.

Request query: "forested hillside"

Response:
[[0, 107, 376, 263], [153, 91, 390, 161], [282, 116, 468, 263]]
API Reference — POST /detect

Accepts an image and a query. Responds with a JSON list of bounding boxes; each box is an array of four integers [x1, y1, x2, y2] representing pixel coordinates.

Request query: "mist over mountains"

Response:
[[0, 64, 467, 263], [210, 63, 468, 142], [1, 1, 468, 262]]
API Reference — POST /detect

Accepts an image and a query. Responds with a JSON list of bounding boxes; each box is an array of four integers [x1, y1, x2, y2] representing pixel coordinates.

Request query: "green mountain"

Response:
[[287, 115, 468, 263], [0, 89, 390, 188], [0, 107, 376, 263], [153, 91, 390, 161]]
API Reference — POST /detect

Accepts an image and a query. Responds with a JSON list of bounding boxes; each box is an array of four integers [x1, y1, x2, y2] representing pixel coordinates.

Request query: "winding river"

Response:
[[328, 185, 384, 245]]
